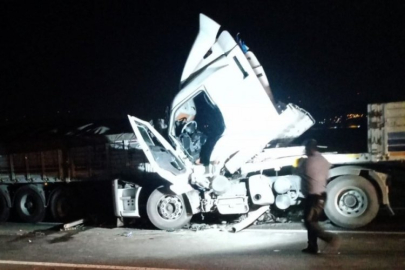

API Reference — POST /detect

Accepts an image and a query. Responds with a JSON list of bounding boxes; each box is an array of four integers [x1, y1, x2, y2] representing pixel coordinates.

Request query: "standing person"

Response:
[[299, 139, 341, 254]]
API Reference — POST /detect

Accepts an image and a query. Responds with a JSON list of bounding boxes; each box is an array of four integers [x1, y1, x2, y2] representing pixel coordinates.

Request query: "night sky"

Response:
[[2, 1, 405, 127]]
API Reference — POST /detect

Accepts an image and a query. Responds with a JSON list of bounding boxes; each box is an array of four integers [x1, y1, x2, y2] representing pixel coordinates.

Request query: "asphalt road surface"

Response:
[[0, 212, 404, 270]]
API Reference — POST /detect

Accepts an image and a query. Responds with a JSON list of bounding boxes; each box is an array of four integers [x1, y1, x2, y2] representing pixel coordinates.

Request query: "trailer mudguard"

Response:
[[329, 166, 390, 205]]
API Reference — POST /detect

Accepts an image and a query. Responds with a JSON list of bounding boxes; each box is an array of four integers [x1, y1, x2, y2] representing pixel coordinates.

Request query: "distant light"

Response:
[[347, 113, 363, 119]]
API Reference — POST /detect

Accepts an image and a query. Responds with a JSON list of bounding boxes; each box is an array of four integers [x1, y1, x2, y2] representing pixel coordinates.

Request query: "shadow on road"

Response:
[[6, 224, 91, 245]]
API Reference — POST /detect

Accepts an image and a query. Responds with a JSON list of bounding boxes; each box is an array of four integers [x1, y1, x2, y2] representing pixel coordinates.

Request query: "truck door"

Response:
[[128, 115, 193, 193]]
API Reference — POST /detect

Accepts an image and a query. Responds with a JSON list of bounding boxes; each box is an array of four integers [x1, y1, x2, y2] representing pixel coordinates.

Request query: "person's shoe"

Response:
[[301, 247, 319, 254]]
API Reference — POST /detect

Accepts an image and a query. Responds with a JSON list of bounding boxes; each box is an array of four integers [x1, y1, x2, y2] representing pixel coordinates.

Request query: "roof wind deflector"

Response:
[[180, 14, 221, 82]]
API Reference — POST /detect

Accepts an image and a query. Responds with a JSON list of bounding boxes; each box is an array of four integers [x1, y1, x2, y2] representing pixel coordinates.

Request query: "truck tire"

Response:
[[325, 175, 379, 229], [146, 187, 192, 230], [0, 192, 10, 222], [50, 187, 83, 223], [14, 185, 46, 223]]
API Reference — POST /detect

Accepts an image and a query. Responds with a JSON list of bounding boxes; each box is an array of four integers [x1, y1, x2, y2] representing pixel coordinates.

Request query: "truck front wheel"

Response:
[[325, 175, 379, 229], [146, 187, 192, 230]]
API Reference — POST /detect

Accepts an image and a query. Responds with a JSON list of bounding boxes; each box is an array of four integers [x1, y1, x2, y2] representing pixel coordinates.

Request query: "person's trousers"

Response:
[[304, 193, 334, 250]]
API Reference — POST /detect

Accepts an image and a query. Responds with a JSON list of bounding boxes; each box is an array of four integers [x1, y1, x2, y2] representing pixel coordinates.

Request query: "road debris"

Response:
[[60, 225, 84, 231], [232, 206, 269, 232], [190, 223, 213, 232], [16, 230, 27, 236], [276, 217, 288, 223], [63, 219, 86, 230], [121, 231, 133, 237], [220, 221, 227, 232]]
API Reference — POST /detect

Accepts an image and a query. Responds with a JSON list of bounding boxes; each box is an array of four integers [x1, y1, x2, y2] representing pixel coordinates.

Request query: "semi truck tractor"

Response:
[[119, 14, 403, 231], [1, 14, 403, 231]]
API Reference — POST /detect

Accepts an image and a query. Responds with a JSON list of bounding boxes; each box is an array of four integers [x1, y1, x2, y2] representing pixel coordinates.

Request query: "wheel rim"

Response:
[[335, 187, 368, 217], [20, 194, 37, 216], [157, 195, 183, 220]]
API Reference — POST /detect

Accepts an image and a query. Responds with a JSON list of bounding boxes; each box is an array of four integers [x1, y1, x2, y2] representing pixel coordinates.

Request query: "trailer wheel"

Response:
[[50, 187, 83, 223], [146, 187, 191, 230], [14, 185, 46, 223], [325, 175, 379, 229], [0, 192, 10, 222]]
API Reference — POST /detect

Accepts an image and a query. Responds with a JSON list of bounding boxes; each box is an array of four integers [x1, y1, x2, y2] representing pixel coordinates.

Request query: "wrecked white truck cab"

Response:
[[131, 14, 313, 187], [119, 14, 391, 231], [128, 14, 313, 230]]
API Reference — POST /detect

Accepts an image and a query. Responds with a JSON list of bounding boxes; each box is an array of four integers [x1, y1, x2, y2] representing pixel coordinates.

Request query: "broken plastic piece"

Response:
[[121, 231, 133, 237]]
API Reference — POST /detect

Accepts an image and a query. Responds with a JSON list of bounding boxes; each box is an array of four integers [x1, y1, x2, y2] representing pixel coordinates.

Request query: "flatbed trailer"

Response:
[[0, 131, 143, 223]]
